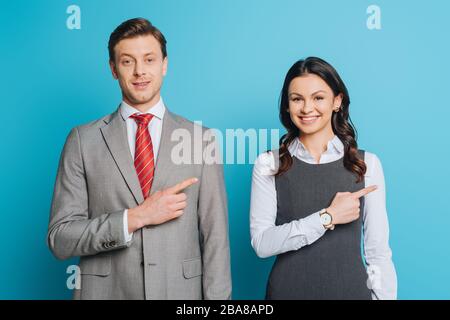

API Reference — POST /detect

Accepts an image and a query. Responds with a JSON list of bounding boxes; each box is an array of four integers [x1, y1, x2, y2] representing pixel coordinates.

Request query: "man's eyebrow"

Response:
[[119, 52, 156, 58], [118, 53, 134, 58]]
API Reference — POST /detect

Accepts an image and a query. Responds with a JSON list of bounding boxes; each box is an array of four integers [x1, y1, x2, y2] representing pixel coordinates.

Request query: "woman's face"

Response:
[[287, 73, 342, 137]]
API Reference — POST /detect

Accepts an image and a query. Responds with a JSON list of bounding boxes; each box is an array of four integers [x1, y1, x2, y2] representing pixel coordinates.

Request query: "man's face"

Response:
[[110, 34, 168, 109]]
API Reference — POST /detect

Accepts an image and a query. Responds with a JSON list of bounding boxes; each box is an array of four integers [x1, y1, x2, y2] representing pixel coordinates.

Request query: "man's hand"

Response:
[[326, 185, 377, 225], [127, 177, 199, 233]]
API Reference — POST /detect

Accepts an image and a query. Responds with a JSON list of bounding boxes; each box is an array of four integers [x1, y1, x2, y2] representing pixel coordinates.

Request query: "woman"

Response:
[[250, 57, 397, 300]]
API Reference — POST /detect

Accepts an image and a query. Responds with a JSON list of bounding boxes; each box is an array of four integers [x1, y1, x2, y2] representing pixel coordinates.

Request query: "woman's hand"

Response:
[[326, 185, 377, 225]]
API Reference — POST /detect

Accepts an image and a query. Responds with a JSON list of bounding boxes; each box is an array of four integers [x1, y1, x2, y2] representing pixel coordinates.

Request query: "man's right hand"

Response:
[[127, 177, 199, 233], [326, 185, 378, 225]]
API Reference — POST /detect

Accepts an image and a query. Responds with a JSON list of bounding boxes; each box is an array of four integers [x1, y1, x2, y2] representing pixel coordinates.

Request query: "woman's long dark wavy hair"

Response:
[[276, 57, 366, 182]]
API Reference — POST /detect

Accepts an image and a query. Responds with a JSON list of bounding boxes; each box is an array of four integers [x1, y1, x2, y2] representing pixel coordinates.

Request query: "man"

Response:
[[47, 18, 231, 300]]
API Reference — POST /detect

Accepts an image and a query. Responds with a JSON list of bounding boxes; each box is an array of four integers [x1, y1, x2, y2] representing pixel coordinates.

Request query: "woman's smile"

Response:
[[298, 115, 321, 124]]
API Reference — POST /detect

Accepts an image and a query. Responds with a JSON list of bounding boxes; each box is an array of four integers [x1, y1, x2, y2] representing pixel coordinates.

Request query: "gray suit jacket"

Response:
[[47, 107, 232, 300]]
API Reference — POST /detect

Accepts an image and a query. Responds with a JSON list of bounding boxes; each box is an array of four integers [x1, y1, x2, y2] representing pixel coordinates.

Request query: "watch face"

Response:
[[321, 213, 331, 225]]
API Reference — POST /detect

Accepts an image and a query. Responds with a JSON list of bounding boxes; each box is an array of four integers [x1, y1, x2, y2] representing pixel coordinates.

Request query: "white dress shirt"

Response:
[[120, 97, 166, 242], [250, 135, 397, 300]]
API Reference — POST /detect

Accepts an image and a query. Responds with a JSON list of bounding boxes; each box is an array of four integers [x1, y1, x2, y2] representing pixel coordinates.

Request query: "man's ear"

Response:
[[109, 60, 118, 79], [162, 57, 168, 77]]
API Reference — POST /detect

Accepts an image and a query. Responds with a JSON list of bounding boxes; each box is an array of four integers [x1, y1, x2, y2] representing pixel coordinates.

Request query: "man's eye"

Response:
[[147, 59, 153, 63], [122, 60, 131, 65]]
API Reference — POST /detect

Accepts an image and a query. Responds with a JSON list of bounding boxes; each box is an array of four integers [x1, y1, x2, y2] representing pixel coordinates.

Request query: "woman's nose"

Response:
[[301, 99, 315, 113]]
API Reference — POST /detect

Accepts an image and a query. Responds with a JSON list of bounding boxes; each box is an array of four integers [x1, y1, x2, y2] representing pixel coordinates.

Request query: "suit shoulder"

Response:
[[72, 112, 115, 134], [169, 111, 211, 132]]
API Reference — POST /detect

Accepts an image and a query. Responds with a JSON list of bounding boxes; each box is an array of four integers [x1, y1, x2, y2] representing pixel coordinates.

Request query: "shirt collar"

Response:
[[329, 135, 344, 153], [288, 135, 344, 159], [119, 97, 166, 121]]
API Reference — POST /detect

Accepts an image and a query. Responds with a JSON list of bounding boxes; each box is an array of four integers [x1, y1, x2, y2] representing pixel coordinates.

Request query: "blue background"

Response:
[[1, 0, 449, 299]]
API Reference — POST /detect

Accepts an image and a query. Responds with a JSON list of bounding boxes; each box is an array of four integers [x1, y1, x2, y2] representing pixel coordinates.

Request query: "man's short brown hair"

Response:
[[108, 17, 167, 62]]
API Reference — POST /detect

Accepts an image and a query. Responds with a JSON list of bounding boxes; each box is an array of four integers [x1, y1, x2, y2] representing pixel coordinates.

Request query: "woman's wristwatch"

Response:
[[319, 208, 335, 230]]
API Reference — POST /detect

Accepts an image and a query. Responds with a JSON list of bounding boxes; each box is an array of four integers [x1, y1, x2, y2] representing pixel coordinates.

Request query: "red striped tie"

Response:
[[130, 113, 155, 199]]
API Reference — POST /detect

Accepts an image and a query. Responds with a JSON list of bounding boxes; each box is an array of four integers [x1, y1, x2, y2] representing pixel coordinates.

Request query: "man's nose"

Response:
[[133, 61, 146, 77]]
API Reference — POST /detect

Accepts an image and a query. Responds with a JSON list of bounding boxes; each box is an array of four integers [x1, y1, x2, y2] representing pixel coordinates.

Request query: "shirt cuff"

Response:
[[123, 209, 133, 243], [301, 211, 327, 245]]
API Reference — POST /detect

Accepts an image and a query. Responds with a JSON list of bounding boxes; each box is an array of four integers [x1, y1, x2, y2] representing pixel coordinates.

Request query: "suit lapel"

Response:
[[100, 109, 144, 205], [150, 110, 179, 194]]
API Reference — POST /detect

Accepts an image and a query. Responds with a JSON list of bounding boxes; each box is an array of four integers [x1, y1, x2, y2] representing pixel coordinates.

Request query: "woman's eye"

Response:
[[315, 96, 324, 100], [292, 97, 302, 102]]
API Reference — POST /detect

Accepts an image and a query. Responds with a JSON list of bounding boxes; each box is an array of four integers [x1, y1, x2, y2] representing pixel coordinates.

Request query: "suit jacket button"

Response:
[[110, 241, 116, 247]]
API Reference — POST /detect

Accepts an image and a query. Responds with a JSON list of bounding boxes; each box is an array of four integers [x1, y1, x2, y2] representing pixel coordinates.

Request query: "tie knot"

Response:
[[130, 113, 154, 126]]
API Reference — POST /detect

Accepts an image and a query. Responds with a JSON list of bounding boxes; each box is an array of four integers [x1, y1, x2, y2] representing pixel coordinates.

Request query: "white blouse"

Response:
[[250, 135, 397, 300]]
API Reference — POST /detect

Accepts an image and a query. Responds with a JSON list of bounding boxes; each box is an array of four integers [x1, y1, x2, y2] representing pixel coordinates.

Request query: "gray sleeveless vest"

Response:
[[266, 151, 371, 300]]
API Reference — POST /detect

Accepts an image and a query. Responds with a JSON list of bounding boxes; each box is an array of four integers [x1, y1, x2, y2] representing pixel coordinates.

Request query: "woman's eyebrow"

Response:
[[289, 90, 327, 97]]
